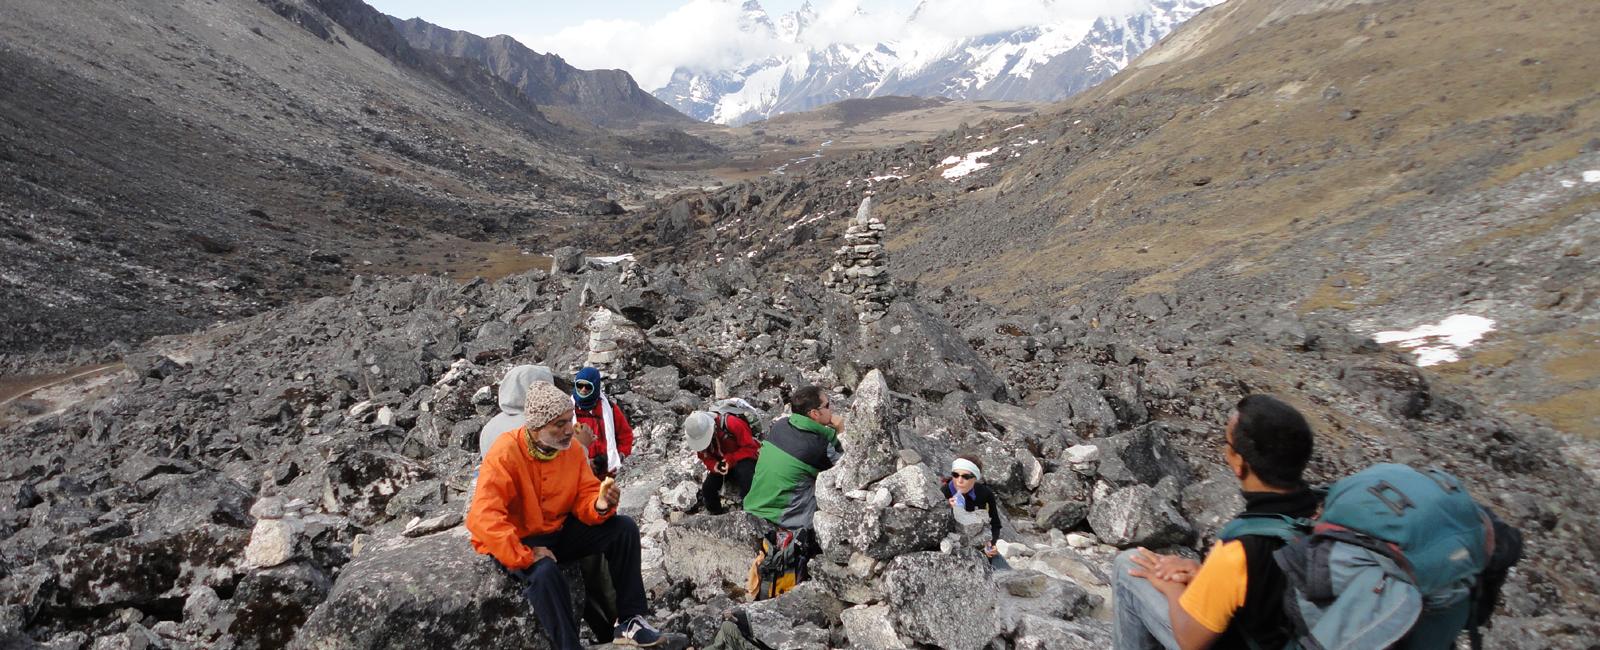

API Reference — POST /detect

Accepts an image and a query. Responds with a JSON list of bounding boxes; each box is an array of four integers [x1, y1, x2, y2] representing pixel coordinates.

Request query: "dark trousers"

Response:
[[702, 458, 757, 515], [508, 515, 647, 650]]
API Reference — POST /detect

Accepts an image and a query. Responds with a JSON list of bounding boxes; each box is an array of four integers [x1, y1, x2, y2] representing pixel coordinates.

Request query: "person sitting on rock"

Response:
[[479, 364, 555, 458], [685, 410, 762, 515], [743, 385, 844, 530], [467, 381, 662, 649], [940, 454, 1008, 569], [1112, 394, 1318, 650], [573, 366, 634, 479]]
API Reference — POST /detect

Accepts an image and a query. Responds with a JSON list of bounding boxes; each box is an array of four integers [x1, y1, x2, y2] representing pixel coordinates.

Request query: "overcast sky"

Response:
[[366, 0, 1153, 90]]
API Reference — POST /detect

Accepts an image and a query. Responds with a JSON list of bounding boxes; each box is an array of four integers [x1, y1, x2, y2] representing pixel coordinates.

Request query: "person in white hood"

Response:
[[480, 365, 556, 458]]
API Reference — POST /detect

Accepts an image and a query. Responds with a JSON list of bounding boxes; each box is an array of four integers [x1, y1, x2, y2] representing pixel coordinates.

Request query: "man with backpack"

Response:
[[743, 385, 843, 530], [1114, 395, 1523, 650], [684, 408, 762, 515], [742, 385, 843, 600], [1113, 394, 1319, 650]]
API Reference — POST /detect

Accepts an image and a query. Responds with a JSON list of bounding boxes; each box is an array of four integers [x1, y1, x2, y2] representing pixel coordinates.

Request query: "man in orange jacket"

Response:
[[467, 381, 661, 649]]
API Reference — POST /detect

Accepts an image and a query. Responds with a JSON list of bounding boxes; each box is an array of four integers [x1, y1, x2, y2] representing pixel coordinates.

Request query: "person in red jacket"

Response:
[[573, 366, 633, 478], [684, 410, 761, 515], [467, 381, 661, 649]]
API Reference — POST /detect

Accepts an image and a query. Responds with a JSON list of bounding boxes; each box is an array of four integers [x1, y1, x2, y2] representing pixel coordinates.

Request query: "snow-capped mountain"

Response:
[[653, 0, 1221, 125]]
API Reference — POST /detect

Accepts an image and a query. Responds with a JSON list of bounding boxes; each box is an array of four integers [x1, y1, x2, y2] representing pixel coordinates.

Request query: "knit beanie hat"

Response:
[[523, 381, 573, 428]]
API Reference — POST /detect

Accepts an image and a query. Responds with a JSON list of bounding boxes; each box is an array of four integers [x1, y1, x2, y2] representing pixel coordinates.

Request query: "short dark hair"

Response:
[[790, 385, 826, 416], [1232, 394, 1314, 489]]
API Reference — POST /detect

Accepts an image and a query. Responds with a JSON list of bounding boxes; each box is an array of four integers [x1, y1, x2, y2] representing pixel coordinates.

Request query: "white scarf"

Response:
[[576, 392, 621, 473]]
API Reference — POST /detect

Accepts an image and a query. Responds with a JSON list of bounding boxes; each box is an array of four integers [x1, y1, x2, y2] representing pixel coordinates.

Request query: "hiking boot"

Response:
[[613, 615, 662, 647]]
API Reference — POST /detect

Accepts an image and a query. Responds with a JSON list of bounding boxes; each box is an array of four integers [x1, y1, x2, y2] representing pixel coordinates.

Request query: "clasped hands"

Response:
[[1127, 547, 1201, 584]]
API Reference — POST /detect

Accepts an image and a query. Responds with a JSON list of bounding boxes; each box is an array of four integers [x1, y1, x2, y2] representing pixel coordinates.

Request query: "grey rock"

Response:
[[660, 512, 768, 596], [1180, 474, 1246, 542], [843, 302, 1007, 401], [1092, 424, 1192, 487], [742, 582, 843, 649], [226, 562, 333, 650], [1340, 360, 1430, 419], [883, 552, 998, 650], [827, 369, 899, 491], [1012, 615, 1110, 650], [1087, 482, 1194, 548], [552, 247, 584, 274], [840, 603, 908, 649], [631, 366, 682, 403], [293, 528, 567, 649]]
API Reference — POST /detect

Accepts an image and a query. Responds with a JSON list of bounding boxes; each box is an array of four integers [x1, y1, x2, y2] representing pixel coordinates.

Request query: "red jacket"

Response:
[[696, 414, 761, 471], [575, 400, 634, 460]]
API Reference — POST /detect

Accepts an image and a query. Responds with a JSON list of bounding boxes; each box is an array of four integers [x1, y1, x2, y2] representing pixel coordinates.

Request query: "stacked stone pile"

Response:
[[826, 197, 895, 323]]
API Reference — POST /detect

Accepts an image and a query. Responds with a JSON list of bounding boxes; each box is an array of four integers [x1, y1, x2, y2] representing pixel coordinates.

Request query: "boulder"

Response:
[[995, 570, 1096, 630], [741, 582, 843, 650], [659, 512, 767, 596], [244, 518, 299, 568], [1091, 424, 1192, 487], [1180, 474, 1246, 542], [844, 302, 1007, 402], [631, 366, 682, 403], [883, 552, 998, 650], [1340, 360, 1430, 419], [827, 369, 899, 492], [840, 604, 908, 649], [976, 400, 1062, 454], [225, 562, 332, 650], [1012, 615, 1110, 650], [552, 247, 584, 274], [814, 463, 949, 561], [1087, 481, 1194, 548], [293, 528, 572, 649]]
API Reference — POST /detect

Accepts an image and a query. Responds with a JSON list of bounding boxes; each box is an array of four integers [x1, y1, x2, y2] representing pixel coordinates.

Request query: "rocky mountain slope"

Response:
[[0, 0, 697, 356], [628, 0, 1600, 440], [654, 0, 1218, 125], [2, 0, 1597, 648], [388, 17, 693, 128]]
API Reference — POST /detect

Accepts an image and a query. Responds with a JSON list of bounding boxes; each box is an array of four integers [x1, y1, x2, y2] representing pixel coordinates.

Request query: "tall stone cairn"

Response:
[[826, 197, 896, 324]]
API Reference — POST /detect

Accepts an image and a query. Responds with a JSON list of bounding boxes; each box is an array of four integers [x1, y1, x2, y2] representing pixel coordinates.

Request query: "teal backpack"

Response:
[[1215, 464, 1523, 650]]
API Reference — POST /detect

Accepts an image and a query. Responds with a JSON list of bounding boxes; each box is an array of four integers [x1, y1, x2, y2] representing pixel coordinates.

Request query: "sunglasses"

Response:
[[575, 380, 596, 396], [951, 472, 976, 480]]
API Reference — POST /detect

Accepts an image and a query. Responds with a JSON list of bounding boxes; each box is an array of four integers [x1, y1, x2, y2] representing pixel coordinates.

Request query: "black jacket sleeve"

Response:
[[980, 485, 1002, 543]]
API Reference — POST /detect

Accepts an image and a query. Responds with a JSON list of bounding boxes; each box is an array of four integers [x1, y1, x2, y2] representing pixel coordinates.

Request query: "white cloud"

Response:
[[518, 0, 1153, 90]]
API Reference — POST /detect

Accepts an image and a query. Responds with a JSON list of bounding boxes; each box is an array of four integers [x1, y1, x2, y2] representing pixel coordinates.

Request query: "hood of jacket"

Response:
[[498, 365, 554, 416]]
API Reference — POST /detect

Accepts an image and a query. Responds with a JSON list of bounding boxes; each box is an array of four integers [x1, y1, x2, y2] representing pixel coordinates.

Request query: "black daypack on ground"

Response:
[[752, 527, 814, 601]]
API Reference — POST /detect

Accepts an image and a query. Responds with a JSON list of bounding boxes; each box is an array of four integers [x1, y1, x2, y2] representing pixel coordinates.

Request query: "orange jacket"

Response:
[[467, 426, 613, 570]]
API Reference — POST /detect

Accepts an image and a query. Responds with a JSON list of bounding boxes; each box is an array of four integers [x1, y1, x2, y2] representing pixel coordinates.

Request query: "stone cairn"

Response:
[[827, 196, 896, 324], [586, 307, 623, 371]]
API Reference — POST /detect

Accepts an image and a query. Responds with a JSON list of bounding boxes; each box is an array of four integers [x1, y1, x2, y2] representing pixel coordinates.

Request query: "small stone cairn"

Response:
[[586, 307, 622, 370], [827, 197, 896, 324]]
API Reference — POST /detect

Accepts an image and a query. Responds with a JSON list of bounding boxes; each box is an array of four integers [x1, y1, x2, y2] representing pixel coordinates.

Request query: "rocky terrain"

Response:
[[0, 0, 714, 356], [2, 0, 1599, 648], [2, 234, 1597, 649], [625, 0, 1600, 439]]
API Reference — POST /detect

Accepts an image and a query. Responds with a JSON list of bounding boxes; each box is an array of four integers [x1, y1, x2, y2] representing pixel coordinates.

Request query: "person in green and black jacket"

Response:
[[743, 386, 844, 530]]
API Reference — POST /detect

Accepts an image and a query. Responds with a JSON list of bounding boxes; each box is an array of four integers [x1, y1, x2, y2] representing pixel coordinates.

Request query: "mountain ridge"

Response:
[[389, 16, 693, 127], [654, 0, 1220, 125]]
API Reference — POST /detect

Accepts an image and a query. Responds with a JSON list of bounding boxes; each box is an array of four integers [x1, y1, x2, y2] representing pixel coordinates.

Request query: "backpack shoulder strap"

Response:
[[1218, 513, 1311, 543]]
